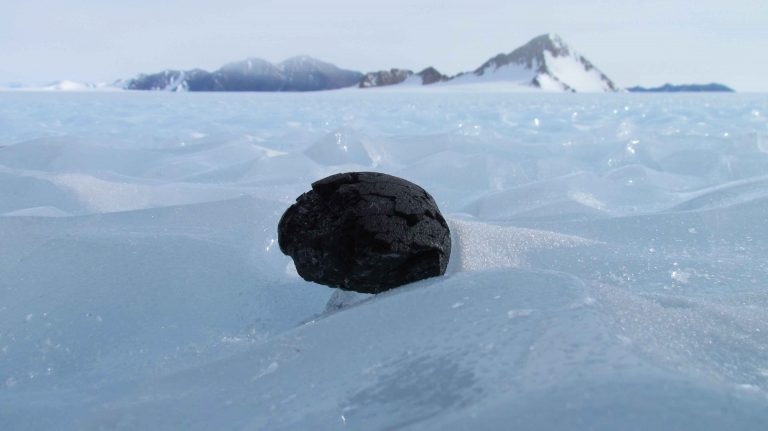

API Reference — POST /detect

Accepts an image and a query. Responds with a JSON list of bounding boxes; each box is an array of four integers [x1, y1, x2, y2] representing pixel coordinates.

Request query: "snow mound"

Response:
[[44, 80, 92, 91], [303, 128, 384, 166]]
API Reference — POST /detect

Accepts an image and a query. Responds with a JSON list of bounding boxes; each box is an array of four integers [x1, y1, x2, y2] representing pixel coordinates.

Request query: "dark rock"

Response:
[[278, 172, 451, 294], [358, 67, 448, 88], [277, 56, 363, 91], [417, 67, 448, 85], [359, 69, 414, 88], [627, 83, 735, 92], [123, 69, 219, 91]]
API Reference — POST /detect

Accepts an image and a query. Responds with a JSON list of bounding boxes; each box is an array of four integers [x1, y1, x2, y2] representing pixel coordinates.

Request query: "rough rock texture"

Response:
[[417, 67, 448, 85], [278, 172, 451, 294], [359, 69, 413, 88], [358, 67, 448, 87]]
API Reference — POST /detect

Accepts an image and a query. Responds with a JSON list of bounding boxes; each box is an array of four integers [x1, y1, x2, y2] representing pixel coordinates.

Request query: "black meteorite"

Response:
[[278, 172, 451, 293]]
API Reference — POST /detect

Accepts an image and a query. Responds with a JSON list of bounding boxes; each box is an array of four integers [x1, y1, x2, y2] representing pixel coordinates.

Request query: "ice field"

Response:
[[1, 90, 768, 430]]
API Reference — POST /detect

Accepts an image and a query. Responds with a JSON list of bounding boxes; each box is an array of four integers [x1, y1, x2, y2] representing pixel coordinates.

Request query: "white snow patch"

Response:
[[543, 51, 611, 92]]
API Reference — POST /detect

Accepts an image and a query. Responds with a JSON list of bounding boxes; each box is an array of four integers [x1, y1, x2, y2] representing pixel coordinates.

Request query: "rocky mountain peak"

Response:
[[476, 33, 570, 74], [463, 33, 618, 92]]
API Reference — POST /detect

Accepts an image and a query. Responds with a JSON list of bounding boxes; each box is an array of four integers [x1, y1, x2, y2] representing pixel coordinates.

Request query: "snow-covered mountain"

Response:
[[124, 56, 363, 92], [210, 59, 284, 91], [449, 34, 619, 92], [358, 34, 619, 92], [278, 56, 364, 91]]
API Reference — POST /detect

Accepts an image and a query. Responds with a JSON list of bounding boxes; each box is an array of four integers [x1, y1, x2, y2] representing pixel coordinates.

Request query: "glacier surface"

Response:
[[1, 91, 767, 430]]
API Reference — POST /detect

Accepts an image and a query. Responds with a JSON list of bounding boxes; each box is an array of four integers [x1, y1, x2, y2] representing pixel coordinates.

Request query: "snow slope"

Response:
[[0, 91, 767, 430], [448, 34, 619, 92]]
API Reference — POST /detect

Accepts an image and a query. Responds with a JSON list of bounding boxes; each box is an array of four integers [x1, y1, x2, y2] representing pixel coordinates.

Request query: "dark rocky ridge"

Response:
[[359, 68, 413, 88], [124, 56, 363, 92], [278, 172, 451, 294], [359, 67, 448, 88], [124, 69, 216, 91], [418, 67, 448, 85]]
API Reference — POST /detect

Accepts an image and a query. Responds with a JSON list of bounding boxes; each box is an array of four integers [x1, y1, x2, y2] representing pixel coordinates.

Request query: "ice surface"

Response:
[[1, 91, 767, 430]]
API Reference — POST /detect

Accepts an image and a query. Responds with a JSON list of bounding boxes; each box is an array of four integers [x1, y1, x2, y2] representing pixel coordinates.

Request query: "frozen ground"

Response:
[[1, 90, 767, 430]]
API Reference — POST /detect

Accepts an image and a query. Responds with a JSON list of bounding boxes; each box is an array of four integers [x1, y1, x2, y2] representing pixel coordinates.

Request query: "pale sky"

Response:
[[2, 0, 767, 91]]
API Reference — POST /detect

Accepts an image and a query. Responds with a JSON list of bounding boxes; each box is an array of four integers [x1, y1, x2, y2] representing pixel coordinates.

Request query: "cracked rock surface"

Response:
[[278, 172, 451, 294]]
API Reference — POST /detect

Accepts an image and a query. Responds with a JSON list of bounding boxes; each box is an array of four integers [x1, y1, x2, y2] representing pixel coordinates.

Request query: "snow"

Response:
[[1, 91, 768, 430], [534, 73, 570, 92], [458, 51, 612, 92], [436, 56, 606, 93], [1, 81, 121, 92], [399, 74, 424, 86], [44, 80, 91, 91], [438, 34, 615, 92], [448, 64, 538, 88], [543, 51, 611, 92]]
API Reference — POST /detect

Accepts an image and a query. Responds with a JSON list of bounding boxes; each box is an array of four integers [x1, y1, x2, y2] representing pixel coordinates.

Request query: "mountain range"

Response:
[[125, 34, 620, 93], [3, 34, 736, 93], [124, 56, 363, 92]]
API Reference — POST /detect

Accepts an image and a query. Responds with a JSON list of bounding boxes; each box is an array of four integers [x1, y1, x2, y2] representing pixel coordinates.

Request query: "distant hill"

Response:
[[123, 56, 363, 92], [628, 83, 734, 92]]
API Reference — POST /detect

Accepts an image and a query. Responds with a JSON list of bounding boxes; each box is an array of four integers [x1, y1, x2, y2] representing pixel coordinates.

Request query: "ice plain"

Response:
[[1, 90, 767, 430]]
